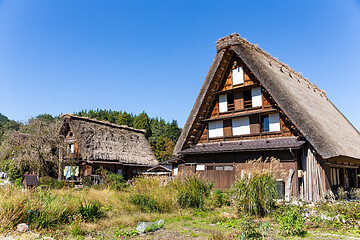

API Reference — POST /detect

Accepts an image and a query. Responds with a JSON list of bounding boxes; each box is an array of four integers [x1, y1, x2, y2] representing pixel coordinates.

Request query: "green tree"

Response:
[[153, 136, 174, 161], [133, 111, 152, 139], [116, 111, 133, 127]]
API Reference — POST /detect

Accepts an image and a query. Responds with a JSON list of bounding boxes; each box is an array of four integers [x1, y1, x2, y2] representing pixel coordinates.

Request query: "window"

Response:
[[209, 120, 224, 138], [224, 166, 234, 171], [215, 166, 224, 171], [219, 94, 227, 112], [243, 90, 252, 108], [227, 93, 235, 111], [269, 113, 280, 131], [232, 67, 244, 85], [196, 165, 205, 171], [261, 113, 280, 132], [173, 167, 178, 176], [232, 117, 250, 135], [70, 144, 75, 153], [251, 87, 262, 107], [117, 169, 123, 176]]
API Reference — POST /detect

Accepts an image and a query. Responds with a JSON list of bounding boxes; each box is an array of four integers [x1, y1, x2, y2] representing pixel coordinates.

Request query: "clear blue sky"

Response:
[[0, 0, 359, 130]]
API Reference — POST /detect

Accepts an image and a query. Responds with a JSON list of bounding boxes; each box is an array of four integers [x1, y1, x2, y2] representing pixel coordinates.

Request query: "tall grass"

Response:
[[175, 174, 214, 209], [231, 157, 279, 217]]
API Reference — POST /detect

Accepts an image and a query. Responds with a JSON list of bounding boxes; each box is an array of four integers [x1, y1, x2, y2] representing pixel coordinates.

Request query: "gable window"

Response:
[[243, 90, 252, 108], [232, 117, 250, 135], [261, 113, 280, 132], [261, 115, 270, 132], [227, 93, 235, 111], [251, 87, 262, 107], [209, 120, 224, 138], [219, 94, 227, 113], [232, 67, 244, 85]]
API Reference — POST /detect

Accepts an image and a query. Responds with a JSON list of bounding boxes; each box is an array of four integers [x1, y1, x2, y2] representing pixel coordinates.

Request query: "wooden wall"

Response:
[[176, 150, 300, 198]]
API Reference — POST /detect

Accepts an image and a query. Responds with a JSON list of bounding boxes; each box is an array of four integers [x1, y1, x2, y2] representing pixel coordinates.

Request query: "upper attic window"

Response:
[[232, 67, 243, 85], [232, 117, 250, 135]]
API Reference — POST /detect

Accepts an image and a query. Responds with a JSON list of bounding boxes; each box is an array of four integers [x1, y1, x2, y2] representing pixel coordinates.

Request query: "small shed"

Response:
[[143, 165, 172, 177], [22, 174, 39, 189]]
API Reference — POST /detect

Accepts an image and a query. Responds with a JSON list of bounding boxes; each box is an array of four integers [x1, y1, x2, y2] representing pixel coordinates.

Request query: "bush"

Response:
[[175, 175, 214, 209], [130, 194, 159, 212], [78, 200, 103, 221], [212, 189, 230, 207], [275, 205, 305, 236], [106, 173, 126, 190], [231, 172, 277, 217]]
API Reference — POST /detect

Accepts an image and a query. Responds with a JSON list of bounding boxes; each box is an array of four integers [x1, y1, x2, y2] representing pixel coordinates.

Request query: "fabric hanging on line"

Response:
[[66, 166, 71, 179], [64, 166, 69, 177]]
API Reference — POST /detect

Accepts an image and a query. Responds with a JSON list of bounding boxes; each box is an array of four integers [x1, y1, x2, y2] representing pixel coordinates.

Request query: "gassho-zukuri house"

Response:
[[59, 114, 158, 182], [172, 34, 360, 202]]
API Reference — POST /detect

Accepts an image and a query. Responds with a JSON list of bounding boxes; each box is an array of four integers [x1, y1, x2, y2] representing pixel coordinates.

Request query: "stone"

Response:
[[16, 223, 29, 232]]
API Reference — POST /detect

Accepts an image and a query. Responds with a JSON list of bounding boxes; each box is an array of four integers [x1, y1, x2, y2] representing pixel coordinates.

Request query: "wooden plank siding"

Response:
[[176, 150, 300, 196]]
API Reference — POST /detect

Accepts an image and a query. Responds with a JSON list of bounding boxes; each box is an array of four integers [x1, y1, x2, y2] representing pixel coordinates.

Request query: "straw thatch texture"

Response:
[[174, 34, 360, 160], [60, 114, 158, 166]]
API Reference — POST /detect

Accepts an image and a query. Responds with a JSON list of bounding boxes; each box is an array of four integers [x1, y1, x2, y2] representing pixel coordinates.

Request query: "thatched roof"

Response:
[[60, 114, 158, 166], [174, 34, 360, 160]]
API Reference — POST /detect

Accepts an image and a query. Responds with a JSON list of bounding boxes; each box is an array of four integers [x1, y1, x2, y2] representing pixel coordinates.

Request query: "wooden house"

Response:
[[59, 114, 158, 183], [22, 174, 39, 189], [173, 34, 360, 201]]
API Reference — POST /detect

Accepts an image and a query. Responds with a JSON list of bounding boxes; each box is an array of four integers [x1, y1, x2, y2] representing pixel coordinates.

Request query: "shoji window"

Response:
[[232, 117, 250, 135], [219, 94, 228, 113], [209, 120, 224, 138], [232, 67, 244, 85], [251, 87, 262, 107], [269, 113, 280, 132]]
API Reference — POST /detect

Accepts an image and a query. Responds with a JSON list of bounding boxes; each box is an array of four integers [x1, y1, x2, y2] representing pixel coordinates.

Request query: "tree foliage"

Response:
[[0, 117, 65, 177]]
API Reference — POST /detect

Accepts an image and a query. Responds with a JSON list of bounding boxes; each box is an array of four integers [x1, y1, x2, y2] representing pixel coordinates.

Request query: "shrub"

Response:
[[106, 173, 126, 191], [337, 187, 348, 200], [212, 189, 230, 207], [275, 205, 305, 236], [231, 172, 277, 217], [175, 175, 214, 209], [130, 194, 159, 212], [77, 200, 103, 221], [239, 220, 262, 239]]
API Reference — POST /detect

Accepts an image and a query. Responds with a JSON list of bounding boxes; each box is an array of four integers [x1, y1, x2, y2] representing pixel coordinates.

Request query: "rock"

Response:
[[16, 223, 29, 232]]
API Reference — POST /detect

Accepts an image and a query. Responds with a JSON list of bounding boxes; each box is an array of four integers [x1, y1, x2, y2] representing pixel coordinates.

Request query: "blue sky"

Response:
[[0, 0, 359, 130]]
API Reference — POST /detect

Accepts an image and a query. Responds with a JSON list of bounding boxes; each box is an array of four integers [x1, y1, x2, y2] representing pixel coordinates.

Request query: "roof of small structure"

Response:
[[174, 34, 360, 160], [59, 114, 158, 166], [146, 165, 172, 172], [22, 174, 39, 186], [180, 137, 305, 155]]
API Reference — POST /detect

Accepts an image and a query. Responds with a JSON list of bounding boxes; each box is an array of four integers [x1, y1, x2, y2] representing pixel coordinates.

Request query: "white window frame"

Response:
[[209, 120, 224, 138], [269, 113, 280, 132], [219, 94, 228, 113], [232, 67, 244, 85], [173, 167, 178, 176], [251, 87, 262, 107], [196, 165, 205, 171], [232, 117, 250, 135]]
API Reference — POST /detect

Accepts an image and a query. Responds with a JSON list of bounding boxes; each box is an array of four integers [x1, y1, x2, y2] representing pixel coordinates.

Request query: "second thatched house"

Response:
[[59, 114, 158, 182]]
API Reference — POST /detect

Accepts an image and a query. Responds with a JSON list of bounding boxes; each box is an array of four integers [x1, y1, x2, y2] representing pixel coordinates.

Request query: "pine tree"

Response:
[[133, 111, 152, 139]]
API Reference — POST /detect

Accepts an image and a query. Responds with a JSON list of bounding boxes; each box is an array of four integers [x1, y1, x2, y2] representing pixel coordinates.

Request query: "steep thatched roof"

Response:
[[60, 114, 158, 166], [174, 34, 360, 160]]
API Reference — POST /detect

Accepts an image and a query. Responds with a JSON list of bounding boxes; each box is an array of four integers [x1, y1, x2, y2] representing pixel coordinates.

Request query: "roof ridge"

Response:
[[60, 114, 146, 133]]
